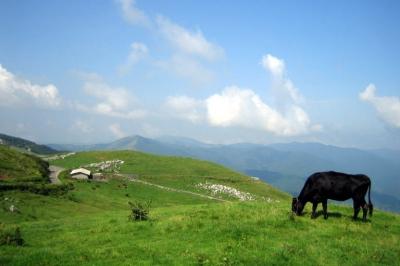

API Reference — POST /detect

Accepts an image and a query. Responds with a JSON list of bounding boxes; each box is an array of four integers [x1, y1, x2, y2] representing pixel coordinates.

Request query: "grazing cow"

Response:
[[292, 171, 373, 221]]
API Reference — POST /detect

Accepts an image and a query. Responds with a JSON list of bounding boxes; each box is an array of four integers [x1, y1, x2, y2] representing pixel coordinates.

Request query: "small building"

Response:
[[70, 168, 92, 180]]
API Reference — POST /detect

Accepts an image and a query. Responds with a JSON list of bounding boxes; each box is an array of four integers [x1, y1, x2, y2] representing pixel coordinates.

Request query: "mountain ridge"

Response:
[[0, 133, 58, 155]]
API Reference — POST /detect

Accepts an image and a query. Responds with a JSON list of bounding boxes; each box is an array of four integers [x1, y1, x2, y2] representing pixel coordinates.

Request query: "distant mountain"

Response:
[[47, 143, 107, 152], [369, 148, 400, 165], [156, 135, 215, 148], [50, 135, 400, 212], [49, 135, 191, 156], [0, 133, 58, 155]]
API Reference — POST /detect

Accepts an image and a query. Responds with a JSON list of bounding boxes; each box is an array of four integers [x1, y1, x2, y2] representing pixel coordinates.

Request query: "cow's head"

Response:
[[292, 197, 304, 215]]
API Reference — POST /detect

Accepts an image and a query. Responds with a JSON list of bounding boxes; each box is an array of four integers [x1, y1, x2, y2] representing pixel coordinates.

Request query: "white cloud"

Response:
[[77, 73, 147, 120], [116, 1, 222, 85], [156, 16, 223, 61], [156, 54, 214, 85], [261, 54, 302, 105], [0, 64, 61, 108], [109, 123, 126, 138], [117, 0, 150, 26], [205, 86, 312, 136], [119, 42, 148, 75], [164, 85, 315, 136], [261, 54, 285, 77], [163, 54, 320, 136], [165, 95, 204, 123], [360, 83, 400, 127]]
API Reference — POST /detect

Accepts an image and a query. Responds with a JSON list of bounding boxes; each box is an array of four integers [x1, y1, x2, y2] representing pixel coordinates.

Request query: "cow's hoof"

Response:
[[324, 216, 328, 220]]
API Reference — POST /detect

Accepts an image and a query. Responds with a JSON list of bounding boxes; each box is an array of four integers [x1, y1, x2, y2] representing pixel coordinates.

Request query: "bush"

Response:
[[0, 225, 24, 246], [128, 200, 151, 221], [0, 176, 45, 183], [67, 193, 81, 203], [0, 182, 74, 196]]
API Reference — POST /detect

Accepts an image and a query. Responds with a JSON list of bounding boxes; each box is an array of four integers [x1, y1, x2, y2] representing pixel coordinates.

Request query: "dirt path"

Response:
[[121, 174, 230, 203], [49, 165, 64, 184]]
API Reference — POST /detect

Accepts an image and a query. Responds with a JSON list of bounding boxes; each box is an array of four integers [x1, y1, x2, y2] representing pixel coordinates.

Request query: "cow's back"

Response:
[[303, 171, 370, 201]]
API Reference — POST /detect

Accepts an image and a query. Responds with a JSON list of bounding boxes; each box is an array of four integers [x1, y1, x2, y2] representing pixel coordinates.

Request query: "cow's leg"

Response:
[[361, 199, 368, 222], [353, 200, 360, 220], [311, 202, 318, 219], [322, 199, 328, 219]]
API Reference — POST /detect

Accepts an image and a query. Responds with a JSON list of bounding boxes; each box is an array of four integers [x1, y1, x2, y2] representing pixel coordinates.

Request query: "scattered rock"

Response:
[[9, 205, 18, 213], [46, 152, 76, 161], [84, 160, 124, 173], [196, 182, 255, 201]]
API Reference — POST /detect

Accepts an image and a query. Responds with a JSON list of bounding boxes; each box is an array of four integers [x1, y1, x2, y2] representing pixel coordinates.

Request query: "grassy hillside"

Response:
[[51, 150, 285, 200], [0, 133, 58, 155], [0, 150, 399, 265], [50, 136, 400, 212], [0, 145, 49, 182]]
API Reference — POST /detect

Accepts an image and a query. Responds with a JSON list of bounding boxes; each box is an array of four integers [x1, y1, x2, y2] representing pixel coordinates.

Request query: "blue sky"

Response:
[[1, 0, 400, 149]]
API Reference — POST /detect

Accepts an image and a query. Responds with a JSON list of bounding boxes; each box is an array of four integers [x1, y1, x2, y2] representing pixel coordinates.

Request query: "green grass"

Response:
[[1, 197, 399, 265], [0, 145, 48, 182], [0, 149, 399, 265], [52, 150, 246, 179], [52, 150, 287, 200]]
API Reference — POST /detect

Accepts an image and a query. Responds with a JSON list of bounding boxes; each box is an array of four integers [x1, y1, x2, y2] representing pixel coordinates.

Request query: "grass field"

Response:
[[1, 150, 399, 265], [0, 145, 48, 182], [51, 150, 286, 200]]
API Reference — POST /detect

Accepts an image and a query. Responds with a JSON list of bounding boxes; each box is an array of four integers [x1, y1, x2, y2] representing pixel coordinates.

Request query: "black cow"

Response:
[[292, 171, 373, 221]]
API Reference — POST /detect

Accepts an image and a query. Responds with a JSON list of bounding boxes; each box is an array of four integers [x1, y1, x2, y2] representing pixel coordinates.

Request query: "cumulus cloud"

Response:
[[119, 42, 148, 75], [156, 16, 223, 61], [261, 54, 302, 105], [205, 86, 311, 136], [77, 73, 146, 119], [164, 54, 320, 136], [0, 64, 61, 108], [109, 123, 126, 138], [165, 95, 204, 123], [117, 0, 150, 26], [360, 84, 400, 128], [261, 54, 285, 77]]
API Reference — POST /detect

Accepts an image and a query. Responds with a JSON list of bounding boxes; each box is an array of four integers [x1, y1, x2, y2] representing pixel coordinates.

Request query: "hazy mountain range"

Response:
[[47, 135, 400, 212]]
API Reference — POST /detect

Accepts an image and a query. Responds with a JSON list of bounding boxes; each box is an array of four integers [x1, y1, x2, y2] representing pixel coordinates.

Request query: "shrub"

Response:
[[128, 200, 151, 221], [0, 182, 74, 196], [67, 193, 81, 203], [0, 225, 24, 246]]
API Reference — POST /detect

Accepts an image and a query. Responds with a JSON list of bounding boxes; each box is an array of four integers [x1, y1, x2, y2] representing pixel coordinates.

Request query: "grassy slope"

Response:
[[51, 150, 285, 200], [0, 145, 48, 181], [0, 133, 58, 155], [0, 150, 399, 265]]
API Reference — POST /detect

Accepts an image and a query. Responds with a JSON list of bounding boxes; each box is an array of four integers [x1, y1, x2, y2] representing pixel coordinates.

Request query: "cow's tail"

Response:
[[368, 181, 373, 216]]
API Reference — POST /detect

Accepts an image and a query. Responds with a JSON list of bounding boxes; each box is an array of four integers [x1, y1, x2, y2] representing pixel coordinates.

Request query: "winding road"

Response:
[[49, 165, 64, 184]]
